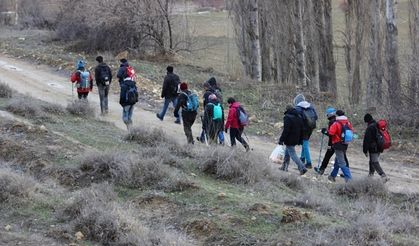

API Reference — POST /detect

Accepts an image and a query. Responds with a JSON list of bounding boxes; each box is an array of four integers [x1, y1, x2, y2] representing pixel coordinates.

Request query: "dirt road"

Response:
[[0, 55, 418, 194]]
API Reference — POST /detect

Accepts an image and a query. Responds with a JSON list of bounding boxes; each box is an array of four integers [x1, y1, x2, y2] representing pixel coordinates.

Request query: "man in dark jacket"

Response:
[[278, 105, 307, 175], [117, 58, 129, 83], [203, 94, 224, 145], [156, 66, 181, 124], [119, 75, 138, 131], [94, 56, 112, 115], [363, 113, 389, 182], [174, 82, 198, 144], [315, 107, 350, 175], [294, 94, 318, 169]]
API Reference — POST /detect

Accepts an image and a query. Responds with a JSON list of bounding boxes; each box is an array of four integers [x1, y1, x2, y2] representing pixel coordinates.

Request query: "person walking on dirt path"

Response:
[[278, 105, 308, 175], [70, 60, 93, 100], [203, 94, 224, 145], [156, 66, 181, 124], [294, 94, 318, 169], [117, 58, 130, 83], [94, 56, 112, 115], [326, 110, 353, 182], [363, 113, 390, 182], [174, 82, 198, 144], [315, 107, 350, 175], [119, 69, 138, 131], [225, 97, 250, 151]]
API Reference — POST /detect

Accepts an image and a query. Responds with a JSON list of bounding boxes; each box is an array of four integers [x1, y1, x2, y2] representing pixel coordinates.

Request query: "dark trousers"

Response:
[[230, 128, 248, 148], [98, 84, 110, 114], [319, 147, 349, 171], [182, 111, 197, 144], [369, 153, 385, 176], [78, 92, 89, 100]]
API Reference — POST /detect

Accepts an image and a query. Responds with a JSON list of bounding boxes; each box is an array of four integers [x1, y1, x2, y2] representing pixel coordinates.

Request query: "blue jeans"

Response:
[[283, 145, 306, 172], [330, 149, 352, 181], [158, 97, 179, 121], [122, 105, 134, 125], [300, 140, 312, 164]]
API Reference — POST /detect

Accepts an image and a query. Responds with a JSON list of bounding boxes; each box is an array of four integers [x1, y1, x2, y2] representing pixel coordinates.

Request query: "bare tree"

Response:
[[408, 0, 419, 105], [293, 0, 307, 87], [249, 0, 262, 81]]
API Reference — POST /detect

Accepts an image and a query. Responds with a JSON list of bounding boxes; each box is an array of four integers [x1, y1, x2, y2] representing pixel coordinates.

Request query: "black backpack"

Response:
[[98, 65, 110, 83], [302, 108, 317, 129], [126, 83, 139, 105]]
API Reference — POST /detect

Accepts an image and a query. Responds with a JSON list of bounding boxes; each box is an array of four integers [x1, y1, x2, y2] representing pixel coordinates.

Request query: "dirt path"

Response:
[[0, 54, 418, 194]]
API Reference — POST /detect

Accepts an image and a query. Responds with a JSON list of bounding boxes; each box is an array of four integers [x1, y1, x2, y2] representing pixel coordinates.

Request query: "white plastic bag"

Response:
[[269, 145, 285, 164]]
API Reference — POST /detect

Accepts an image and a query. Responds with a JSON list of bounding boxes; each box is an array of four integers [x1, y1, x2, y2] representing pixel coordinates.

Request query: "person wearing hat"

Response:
[[315, 107, 350, 175], [203, 93, 224, 144], [156, 66, 181, 124], [70, 60, 93, 100], [363, 113, 389, 182], [278, 105, 307, 175], [174, 82, 198, 144], [94, 56, 112, 115]]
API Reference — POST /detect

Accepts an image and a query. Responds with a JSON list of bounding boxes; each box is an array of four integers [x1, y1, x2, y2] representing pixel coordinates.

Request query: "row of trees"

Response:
[[229, 0, 418, 117]]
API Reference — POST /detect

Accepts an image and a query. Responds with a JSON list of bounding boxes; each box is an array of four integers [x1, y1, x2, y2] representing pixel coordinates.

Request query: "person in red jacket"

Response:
[[70, 60, 93, 100], [326, 110, 353, 182], [225, 97, 250, 151]]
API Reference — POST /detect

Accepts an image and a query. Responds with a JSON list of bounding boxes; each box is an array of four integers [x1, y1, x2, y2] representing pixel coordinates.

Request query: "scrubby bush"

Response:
[[62, 184, 193, 245], [0, 168, 36, 203], [6, 96, 46, 119], [335, 177, 388, 198], [198, 147, 272, 184], [78, 152, 194, 191], [124, 127, 173, 147], [0, 82, 13, 98], [66, 100, 95, 117]]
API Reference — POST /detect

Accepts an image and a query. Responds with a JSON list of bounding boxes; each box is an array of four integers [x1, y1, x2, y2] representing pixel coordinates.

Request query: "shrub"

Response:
[[124, 127, 173, 147], [0, 82, 13, 98], [198, 147, 272, 184], [78, 152, 194, 191], [6, 96, 46, 119], [0, 168, 36, 203], [66, 100, 95, 117], [334, 177, 388, 198]]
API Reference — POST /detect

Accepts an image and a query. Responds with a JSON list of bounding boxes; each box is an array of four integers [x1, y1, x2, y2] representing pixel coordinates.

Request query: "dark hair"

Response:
[[120, 58, 127, 63], [227, 97, 235, 104], [167, 66, 174, 73], [96, 56, 103, 63], [336, 110, 345, 116], [364, 113, 373, 123]]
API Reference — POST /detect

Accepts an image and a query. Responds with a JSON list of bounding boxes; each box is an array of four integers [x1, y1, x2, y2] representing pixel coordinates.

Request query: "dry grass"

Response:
[[6, 96, 46, 119], [0, 167, 37, 204], [78, 151, 195, 191], [61, 184, 193, 245], [334, 177, 388, 198], [0, 81, 13, 98], [124, 127, 173, 147], [66, 100, 95, 117]]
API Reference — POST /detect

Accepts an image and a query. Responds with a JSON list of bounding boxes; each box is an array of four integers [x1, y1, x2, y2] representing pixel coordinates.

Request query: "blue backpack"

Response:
[[182, 92, 199, 112], [78, 71, 91, 89], [236, 106, 249, 127], [209, 103, 222, 120], [339, 122, 353, 144]]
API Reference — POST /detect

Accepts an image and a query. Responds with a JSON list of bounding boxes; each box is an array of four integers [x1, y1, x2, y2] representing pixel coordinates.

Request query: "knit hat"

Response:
[[208, 94, 217, 101], [326, 107, 336, 118], [76, 60, 85, 70], [293, 94, 305, 106], [180, 82, 188, 91], [364, 113, 373, 123]]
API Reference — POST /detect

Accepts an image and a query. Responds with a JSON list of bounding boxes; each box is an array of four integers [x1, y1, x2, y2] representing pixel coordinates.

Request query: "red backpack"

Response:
[[126, 66, 136, 81], [376, 119, 391, 151]]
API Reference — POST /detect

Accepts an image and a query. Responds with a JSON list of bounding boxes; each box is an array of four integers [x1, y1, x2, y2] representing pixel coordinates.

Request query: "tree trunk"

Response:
[[323, 0, 336, 96], [258, 1, 271, 81], [315, 0, 328, 92], [351, 1, 364, 106], [293, 0, 307, 87], [385, 0, 402, 113], [249, 0, 262, 81], [408, 0, 418, 106], [305, 0, 319, 90], [344, 0, 353, 102]]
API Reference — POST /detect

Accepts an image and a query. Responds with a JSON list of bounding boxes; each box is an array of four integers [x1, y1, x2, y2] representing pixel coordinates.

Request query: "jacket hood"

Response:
[[285, 108, 300, 116], [207, 77, 217, 87], [230, 102, 241, 108], [293, 94, 305, 106], [336, 115, 349, 124], [296, 101, 311, 109]]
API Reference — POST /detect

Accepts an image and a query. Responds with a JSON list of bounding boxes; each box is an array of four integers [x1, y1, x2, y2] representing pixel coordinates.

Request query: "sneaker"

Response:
[[339, 174, 345, 178], [305, 163, 312, 169], [381, 175, 390, 183], [156, 113, 163, 121], [328, 175, 336, 182], [314, 167, 324, 175], [300, 169, 308, 176], [300, 157, 305, 164], [174, 119, 181, 124], [244, 145, 250, 152]]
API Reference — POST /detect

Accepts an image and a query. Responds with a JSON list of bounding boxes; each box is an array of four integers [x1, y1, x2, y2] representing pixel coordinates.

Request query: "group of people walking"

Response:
[[278, 94, 390, 182], [70, 58, 391, 182]]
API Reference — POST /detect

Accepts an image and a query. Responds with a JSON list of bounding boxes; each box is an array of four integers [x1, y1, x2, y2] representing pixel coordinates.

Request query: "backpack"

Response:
[[236, 106, 249, 127], [126, 66, 136, 81], [126, 83, 139, 105], [339, 122, 353, 144], [78, 71, 91, 89], [376, 120, 391, 151], [98, 65, 110, 83], [210, 103, 222, 120], [302, 107, 317, 129], [182, 92, 199, 112]]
